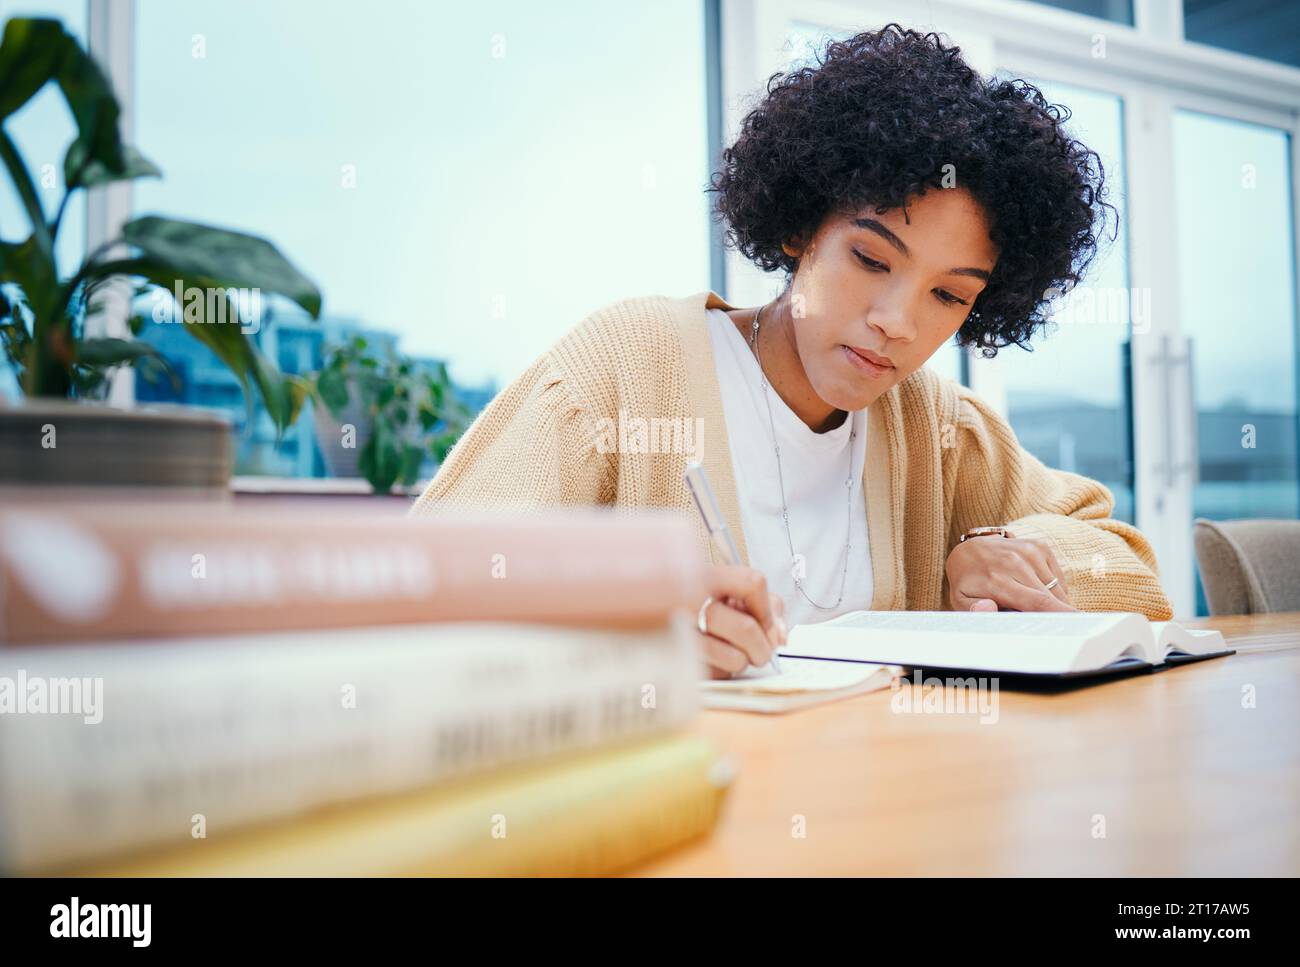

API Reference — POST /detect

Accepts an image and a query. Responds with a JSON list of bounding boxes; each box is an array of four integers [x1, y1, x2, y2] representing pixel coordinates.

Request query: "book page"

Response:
[[785, 610, 1139, 675], [1152, 622, 1229, 658], [822, 610, 1125, 635], [702, 658, 898, 694]]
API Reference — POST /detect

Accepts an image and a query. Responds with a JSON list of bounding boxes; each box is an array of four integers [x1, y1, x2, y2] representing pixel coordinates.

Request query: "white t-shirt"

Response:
[[705, 307, 873, 628]]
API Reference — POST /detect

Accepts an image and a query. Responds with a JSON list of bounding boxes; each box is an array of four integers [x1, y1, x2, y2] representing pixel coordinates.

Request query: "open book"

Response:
[[701, 657, 901, 713], [779, 611, 1233, 678]]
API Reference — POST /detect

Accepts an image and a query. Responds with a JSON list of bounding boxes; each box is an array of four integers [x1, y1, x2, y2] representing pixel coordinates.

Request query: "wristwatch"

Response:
[[959, 525, 1016, 542]]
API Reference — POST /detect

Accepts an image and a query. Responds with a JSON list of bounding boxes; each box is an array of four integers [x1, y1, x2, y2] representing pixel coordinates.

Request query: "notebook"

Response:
[[778, 610, 1233, 678], [701, 657, 902, 713]]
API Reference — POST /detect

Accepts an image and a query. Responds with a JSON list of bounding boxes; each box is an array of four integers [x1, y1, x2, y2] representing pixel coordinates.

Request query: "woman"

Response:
[[412, 25, 1173, 677]]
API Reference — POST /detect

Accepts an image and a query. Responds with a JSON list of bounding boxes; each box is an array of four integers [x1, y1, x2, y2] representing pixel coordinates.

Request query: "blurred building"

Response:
[[135, 303, 496, 479]]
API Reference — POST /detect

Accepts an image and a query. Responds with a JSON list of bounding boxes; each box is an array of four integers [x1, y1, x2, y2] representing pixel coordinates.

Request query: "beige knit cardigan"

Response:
[[411, 290, 1173, 620]]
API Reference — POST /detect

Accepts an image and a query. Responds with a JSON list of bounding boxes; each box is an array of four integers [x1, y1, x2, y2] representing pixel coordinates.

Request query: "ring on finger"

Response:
[[697, 596, 715, 635]]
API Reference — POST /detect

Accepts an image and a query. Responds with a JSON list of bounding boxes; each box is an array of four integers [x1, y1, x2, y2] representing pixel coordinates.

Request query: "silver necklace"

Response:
[[749, 301, 855, 611]]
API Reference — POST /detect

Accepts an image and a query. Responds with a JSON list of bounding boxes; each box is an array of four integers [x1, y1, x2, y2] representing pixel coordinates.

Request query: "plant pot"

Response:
[[0, 398, 232, 498], [311, 392, 372, 479]]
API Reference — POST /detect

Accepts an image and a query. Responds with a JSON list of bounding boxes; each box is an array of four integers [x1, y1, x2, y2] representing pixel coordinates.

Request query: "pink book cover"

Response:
[[0, 501, 704, 644]]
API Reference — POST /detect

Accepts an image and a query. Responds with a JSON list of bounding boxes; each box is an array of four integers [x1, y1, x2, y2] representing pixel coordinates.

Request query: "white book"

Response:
[[0, 619, 698, 873], [780, 611, 1232, 677], [702, 657, 902, 713]]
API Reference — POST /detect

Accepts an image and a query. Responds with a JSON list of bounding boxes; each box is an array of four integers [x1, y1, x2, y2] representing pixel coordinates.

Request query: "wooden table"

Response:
[[640, 613, 1300, 876]]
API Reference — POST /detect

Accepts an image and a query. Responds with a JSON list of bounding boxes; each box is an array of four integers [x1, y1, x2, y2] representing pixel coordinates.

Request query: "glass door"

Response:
[[995, 80, 1136, 523], [1172, 110, 1298, 613]]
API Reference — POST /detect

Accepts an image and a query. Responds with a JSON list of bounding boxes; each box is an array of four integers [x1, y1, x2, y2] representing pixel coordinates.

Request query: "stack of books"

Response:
[[0, 501, 729, 875]]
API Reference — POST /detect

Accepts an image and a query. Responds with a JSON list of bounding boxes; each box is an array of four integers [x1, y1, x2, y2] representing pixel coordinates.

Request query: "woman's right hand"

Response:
[[695, 565, 788, 679]]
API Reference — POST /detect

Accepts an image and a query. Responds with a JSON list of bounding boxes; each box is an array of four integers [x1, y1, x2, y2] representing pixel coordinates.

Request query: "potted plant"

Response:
[[0, 17, 320, 495], [312, 336, 470, 494]]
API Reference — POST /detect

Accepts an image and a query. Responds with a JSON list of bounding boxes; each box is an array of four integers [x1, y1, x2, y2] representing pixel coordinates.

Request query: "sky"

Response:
[[127, 0, 712, 388]]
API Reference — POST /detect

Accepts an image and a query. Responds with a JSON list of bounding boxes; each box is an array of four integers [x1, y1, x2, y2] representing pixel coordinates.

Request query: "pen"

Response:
[[684, 461, 782, 675]]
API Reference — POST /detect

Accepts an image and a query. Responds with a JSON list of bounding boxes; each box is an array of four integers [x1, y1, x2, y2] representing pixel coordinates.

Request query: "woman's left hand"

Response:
[[945, 534, 1075, 612]]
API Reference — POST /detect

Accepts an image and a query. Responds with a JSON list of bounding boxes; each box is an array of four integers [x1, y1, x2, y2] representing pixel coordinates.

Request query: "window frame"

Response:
[[85, 0, 135, 406]]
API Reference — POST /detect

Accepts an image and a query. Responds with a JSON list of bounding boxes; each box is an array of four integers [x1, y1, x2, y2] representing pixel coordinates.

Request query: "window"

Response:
[[997, 80, 1135, 522], [130, 0, 712, 475], [1183, 0, 1300, 69], [1173, 111, 1298, 524], [1020, 0, 1134, 25]]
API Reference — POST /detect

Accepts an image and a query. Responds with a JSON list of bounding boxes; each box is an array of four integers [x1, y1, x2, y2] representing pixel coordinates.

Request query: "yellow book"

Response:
[[71, 734, 731, 877]]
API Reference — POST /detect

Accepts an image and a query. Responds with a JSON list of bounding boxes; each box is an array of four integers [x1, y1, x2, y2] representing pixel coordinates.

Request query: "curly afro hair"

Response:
[[708, 23, 1116, 356]]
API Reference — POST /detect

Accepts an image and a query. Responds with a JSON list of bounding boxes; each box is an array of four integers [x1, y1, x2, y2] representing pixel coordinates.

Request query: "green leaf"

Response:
[[122, 216, 322, 318], [77, 258, 301, 429], [52, 22, 126, 187], [249, 349, 303, 435], [72, 336, 181, 395], [358, 418, 401, 494], [316, 366, 349, 415], [70, 255, 313, 432], [76, 335, 165, 368], [0, 317, 32, 371], [2, 234, 58, 394], [285, 374, 312, 424], [66, 142, 161, 190], [0, 128, 53, 261], [417, 402, 438, 432], [133, 351, 182, 393], [397, 443, 424, 486], [0, 19, 66, 121], [68, 363, 106, 399], [79, 257, 254, 371], [431, 427, 461, 462], [0, 239, 18, 283]]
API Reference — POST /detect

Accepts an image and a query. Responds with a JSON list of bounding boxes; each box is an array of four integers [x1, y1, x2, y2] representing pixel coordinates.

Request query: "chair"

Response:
[[1193, 518, 1300, 615]]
